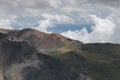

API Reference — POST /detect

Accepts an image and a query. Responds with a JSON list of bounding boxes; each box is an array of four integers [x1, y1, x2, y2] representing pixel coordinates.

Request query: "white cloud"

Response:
[[34, 14, 74, 32], [89, 15, 115, 43], [61, 15, 116, 43], [0, 15, 16, 29], [87, 0, 120, 8], [0, 19, 13, 29], [61, 28, 90, 42], [0, 0, 119, 43]]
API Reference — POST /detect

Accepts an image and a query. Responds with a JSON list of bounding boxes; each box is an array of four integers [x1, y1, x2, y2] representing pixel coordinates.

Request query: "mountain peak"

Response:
[[0, 28, 82, 51], [0, 34, 84, 80]]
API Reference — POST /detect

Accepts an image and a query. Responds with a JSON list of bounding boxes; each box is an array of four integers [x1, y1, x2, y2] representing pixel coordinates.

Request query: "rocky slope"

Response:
[[0, 33, 86, 80], [1, 28, 82, 52]]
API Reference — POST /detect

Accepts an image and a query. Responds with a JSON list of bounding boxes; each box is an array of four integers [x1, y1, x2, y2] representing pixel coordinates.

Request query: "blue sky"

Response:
[[0, 0, 120, 43], [47, 24, 93, 33]]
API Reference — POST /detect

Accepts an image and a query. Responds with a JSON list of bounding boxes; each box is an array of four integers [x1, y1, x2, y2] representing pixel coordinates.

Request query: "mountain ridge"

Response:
[[0, 28, 83, 51], [0, 28, 120, 80]]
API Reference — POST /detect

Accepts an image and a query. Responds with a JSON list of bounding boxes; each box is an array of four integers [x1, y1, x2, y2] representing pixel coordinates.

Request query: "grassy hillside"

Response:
[[44, 43, 120, 80]]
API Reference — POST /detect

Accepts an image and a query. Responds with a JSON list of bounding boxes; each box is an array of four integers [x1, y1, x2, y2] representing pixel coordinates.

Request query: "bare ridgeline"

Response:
[[0, 28, 120, 80]]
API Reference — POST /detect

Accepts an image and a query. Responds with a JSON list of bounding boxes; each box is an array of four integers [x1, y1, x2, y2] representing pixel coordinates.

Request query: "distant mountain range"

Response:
[[0, 28, 120, 80]]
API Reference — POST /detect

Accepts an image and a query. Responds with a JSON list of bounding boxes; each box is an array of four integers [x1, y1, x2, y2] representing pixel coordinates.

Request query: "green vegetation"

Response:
[[44, 43, 120, 80]]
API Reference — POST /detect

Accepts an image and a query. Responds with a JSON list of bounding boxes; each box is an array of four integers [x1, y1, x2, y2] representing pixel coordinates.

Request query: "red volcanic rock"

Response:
[[0, 28, 82, 51], [15, 28, 68, 49]]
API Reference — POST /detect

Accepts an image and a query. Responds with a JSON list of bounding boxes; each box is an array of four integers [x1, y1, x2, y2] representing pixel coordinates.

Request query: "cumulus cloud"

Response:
[[0, 0, 83, 16], [88, 0, 120, 8], [0, 19, 13, 29], [34, 14, 73, 32], [61, 15, 116, 43], [0, 14, 16, 29], [0, 0, 119, 43], [0, 0, 119, 16], [61, 28, 90, 42]]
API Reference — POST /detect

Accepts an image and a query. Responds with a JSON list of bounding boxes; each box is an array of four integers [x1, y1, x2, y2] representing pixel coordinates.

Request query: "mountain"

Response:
[[0, 28, 120, 80], [0, 33, 85, 80], [2, 28, 82, 52]]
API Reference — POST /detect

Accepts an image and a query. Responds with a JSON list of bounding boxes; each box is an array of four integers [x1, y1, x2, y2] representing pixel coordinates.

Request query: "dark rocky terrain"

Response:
[[0, 32, 86, 80]]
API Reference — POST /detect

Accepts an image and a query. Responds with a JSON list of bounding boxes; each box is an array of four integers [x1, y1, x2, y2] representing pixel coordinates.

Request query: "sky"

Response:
[[0, 0, 120, 43]]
